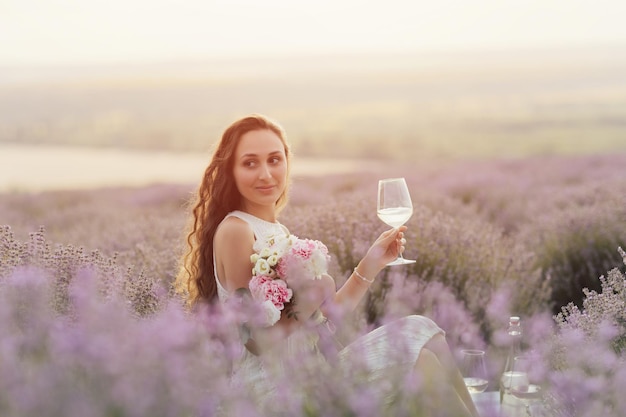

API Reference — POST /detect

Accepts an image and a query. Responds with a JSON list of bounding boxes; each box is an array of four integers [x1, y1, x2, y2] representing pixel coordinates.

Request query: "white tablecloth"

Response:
[[472, 391, 548, 417]]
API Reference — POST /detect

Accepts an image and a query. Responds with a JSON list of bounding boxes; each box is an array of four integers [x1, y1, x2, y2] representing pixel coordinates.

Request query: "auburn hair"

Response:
[[175, 114, 291, 305]]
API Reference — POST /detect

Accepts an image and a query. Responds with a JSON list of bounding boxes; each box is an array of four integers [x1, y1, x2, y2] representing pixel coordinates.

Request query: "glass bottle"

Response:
[[500, 316, 523, 406]]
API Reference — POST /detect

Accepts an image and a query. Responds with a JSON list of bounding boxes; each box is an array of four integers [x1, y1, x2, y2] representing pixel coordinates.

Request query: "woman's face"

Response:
[[233, 129, 288, 214]]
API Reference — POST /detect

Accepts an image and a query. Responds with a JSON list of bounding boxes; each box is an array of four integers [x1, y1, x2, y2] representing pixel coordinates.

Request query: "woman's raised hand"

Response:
[[361, 226, 408, 274]]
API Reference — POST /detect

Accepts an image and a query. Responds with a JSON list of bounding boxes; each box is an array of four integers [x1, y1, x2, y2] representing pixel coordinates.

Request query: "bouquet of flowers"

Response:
[[248, 233, 330, 326]]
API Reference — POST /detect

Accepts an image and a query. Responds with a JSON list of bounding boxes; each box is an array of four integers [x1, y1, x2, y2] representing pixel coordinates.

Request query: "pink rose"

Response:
[[276, 238, 330, 283], [249, 275, 292, 311]]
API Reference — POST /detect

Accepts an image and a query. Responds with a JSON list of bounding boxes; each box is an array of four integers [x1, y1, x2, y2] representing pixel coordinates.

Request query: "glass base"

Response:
[[387, 257, 416, 266]]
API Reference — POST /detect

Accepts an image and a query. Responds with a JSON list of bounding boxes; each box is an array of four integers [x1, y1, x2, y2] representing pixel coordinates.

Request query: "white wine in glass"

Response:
[[377, 177, 416, 265], [510, 355, 542, 401], [461, 349, 489, 394]]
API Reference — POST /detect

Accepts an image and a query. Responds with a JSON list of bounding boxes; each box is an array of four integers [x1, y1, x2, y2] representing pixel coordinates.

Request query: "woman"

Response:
[[177, 114, 480, 417]]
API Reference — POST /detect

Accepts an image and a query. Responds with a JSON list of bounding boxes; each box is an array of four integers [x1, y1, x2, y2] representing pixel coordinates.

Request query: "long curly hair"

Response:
[[176, 114, 291, 305]]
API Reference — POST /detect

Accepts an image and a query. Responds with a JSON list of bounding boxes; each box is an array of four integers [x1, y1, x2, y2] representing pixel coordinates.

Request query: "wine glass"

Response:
[[510, 355, 542, 401], [510, 354, 544, 417], [377, 177, 416, 265], [460, 349, 489, 394]]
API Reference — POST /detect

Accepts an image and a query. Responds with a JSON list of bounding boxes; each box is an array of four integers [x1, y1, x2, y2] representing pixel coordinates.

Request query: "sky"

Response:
[[1, 0, 626, 67]]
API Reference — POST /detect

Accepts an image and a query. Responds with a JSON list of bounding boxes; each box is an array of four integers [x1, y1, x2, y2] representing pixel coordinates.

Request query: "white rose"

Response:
[[309, 251, 328, 279], [259, 247, 272, 258], [262, 300, 281, 326], [250, 253, 260, 263], [253, 260, 267, 275], [267, 254, 279, 267], [254, 259, 271, 276], [273, 234, 294, 254]]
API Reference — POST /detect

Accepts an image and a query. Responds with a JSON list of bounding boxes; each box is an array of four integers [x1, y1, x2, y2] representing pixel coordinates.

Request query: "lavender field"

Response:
[[1, 150, 626, 416]]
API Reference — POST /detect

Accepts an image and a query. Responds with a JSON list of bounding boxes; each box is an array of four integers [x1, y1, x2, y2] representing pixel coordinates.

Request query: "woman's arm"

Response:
[[214, 217, 257, 293]]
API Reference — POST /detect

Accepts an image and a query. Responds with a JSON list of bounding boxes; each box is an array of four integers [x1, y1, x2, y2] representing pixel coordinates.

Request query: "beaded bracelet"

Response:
[[353, 267, 374, 284]]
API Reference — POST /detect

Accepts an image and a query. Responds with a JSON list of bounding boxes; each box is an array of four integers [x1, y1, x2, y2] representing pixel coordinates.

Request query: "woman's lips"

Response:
[[256, 185, 275, 192]]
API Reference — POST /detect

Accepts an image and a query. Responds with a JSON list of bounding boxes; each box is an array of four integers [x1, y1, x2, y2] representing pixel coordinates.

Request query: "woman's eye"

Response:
[[244, 160, 257, 168], [269, 156, 282, 164]]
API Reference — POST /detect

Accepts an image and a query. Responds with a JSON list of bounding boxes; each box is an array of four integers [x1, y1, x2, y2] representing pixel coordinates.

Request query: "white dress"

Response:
[[215, 210, 444, 409]]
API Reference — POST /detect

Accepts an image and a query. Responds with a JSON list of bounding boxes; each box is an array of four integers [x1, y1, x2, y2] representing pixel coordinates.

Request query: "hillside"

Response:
[[1, 46, 626, 162]]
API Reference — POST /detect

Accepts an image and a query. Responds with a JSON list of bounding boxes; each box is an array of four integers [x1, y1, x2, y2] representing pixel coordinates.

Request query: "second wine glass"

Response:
[[460, 349, 489, 394], [377, 177, 416, 265]]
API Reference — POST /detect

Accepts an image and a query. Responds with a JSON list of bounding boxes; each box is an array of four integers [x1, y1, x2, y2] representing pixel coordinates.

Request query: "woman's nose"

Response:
[[259, 163, 272, 179]]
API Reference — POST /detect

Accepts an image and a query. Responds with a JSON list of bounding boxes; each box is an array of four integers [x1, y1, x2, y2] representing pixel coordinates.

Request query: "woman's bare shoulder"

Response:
[[214, 215, 254, 245]]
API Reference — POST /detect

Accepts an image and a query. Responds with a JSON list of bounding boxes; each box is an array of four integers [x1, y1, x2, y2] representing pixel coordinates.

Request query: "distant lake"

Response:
[[0, 144, 380, 193]]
